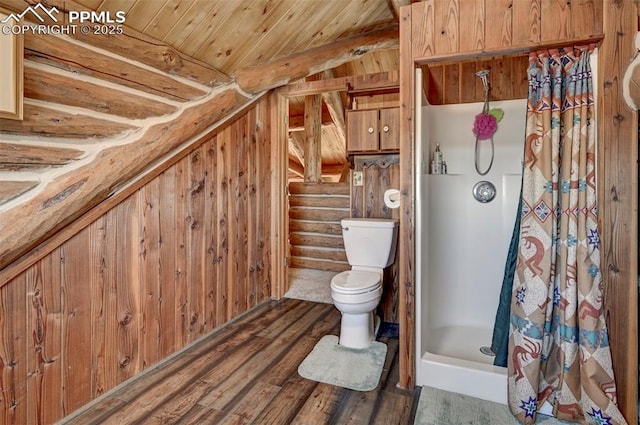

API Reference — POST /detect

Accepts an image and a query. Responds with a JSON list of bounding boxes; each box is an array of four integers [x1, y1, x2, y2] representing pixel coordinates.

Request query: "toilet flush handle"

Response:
[[342, 226, 349, 231]]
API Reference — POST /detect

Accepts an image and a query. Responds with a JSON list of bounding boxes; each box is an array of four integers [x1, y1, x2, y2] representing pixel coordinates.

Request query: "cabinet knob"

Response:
[[368, 127, 374, 134], [382, 125, 390, 133]]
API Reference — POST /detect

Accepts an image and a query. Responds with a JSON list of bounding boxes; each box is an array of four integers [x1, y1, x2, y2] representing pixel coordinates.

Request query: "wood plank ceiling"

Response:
[[74, 0, 398, 75]]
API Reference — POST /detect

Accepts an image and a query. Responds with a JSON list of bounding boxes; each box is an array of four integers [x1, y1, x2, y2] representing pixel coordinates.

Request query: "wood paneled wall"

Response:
[[351, 154, 400, 323], [400, 1, 637, 423], [424, 56, 529, 105], [0, 99, 272, 424], [410, 0, 602, 59]]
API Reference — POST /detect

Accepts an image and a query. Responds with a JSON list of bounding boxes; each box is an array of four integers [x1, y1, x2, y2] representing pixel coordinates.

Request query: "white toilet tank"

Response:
[[341, 218, 399, 268]]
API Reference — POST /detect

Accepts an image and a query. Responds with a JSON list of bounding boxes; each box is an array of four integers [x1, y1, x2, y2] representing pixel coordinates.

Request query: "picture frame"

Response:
[[0, 8, 24, 121]]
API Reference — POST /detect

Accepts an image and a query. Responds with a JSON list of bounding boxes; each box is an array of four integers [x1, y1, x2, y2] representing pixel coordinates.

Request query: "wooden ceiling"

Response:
[[74, 0, 401, 76]]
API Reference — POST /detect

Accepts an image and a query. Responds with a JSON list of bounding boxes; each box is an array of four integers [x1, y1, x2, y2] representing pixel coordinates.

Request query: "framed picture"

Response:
[[0, 8, 23, 121]]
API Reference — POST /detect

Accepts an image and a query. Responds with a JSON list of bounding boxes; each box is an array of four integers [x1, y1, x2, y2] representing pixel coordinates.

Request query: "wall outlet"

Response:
[[353, 171, 363, 186]]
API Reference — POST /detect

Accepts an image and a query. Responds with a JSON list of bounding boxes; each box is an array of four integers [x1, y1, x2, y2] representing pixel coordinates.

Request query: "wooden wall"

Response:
[[351, 155, 400, 323], [400, 1, 637, 423], [0, 99, 272, 424], [424, 56, 529, 105], [410, 0, 602, 59]]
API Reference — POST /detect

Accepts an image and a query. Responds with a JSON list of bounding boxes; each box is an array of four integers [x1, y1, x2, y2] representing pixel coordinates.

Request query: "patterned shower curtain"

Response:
[[507, 47, 627, 425]]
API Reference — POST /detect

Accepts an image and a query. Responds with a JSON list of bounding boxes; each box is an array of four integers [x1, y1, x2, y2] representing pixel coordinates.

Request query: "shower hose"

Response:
[[474, 71, 495, 176]]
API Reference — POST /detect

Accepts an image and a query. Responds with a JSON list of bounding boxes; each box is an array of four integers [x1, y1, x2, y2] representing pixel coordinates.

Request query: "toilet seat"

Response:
[[331, 270, 381, 293]]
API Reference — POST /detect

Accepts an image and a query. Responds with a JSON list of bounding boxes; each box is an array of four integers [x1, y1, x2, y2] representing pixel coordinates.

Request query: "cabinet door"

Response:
[[347, 109, 379, 152], [379, 107, 399, 151]]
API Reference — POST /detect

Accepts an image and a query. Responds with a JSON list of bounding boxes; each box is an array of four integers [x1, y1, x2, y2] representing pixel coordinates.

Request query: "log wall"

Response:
[[400, 5, 637, 424], [0, 99, 272, 424], [0, 2, 252, 274]]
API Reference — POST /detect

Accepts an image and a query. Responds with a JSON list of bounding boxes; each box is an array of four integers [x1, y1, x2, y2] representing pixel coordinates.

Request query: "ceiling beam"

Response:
[[0, 0, 230, 87], [280, 71, 399, 96], [288, 133, 305, 164], [235, 26, 399, 94], [321, 70, 346, 144]]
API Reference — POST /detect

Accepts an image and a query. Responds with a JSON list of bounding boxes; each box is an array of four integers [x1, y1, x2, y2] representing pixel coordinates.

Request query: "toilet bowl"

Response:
[[331, 269, 382, 349], [330, 218, 398, 349]]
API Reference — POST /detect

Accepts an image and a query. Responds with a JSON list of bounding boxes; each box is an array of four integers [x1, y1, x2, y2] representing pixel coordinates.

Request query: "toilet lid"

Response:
[[331, 270, 380, 292]]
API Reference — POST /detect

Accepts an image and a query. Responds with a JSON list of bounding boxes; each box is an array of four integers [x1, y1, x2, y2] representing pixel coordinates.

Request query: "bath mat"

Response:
[[284, 268, 333, 304], [414, 386, 570, 425], [298, 335, 387, 391]]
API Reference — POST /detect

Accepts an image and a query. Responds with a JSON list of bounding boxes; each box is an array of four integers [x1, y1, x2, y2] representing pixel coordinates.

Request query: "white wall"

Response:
[[420, 99, 525, 338]]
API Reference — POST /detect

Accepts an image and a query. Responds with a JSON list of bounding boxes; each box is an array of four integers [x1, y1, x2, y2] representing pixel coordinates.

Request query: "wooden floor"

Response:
[[61, 298, 420, 425]]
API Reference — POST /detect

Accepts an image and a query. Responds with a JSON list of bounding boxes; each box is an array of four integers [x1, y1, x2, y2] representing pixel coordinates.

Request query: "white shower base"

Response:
[[419, 325, 507, 405], [419, 325, 556, 416]]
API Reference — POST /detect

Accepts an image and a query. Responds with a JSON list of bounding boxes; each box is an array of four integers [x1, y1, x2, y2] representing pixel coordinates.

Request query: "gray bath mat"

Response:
[[284, 268, 333, 304], [414, 386, 569, 425], [298, 335, 387, 391]]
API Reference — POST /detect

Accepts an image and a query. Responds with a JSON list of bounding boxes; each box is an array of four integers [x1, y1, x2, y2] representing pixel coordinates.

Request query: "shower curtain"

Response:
[[506, 47, 626, 425]]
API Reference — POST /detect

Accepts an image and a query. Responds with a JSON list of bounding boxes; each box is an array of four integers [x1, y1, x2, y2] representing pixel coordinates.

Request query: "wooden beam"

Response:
[[289, 132, 305, 164], [0, 103, 136, 138], [0, 0, 230, 87], [398, 2, 415, 390], [0, 180, 38, 204], [24, 33, 207, 102], [235, 26, 399, 93], [24, 64, 177, 119], [270, 91, 289, 298], [0, 142, 83, 171], [289, 181, 350, 195], [303, 95, 322, 183], [321, 70, 346, 144], [413, 34, 604, 66], [280, 71, 400, 97]]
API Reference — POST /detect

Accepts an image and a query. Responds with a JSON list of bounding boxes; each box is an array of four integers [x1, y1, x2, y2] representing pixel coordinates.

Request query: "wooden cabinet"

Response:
[[346, 107, 399, 153]]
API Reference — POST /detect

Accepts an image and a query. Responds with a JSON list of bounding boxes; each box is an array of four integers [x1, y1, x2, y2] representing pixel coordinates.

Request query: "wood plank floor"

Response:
[[60, 299, 420, 424]]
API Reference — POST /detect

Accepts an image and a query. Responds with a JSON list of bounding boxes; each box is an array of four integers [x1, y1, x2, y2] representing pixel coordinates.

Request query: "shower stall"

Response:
[[415, 68, 525, 404]]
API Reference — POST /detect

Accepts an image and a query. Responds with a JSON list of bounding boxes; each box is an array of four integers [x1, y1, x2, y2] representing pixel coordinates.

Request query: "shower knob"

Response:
[[472, 181, 496, 203]]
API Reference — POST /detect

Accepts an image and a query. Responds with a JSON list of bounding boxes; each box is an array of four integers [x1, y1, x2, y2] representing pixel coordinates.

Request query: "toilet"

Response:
[[331, 218, 399, 349]]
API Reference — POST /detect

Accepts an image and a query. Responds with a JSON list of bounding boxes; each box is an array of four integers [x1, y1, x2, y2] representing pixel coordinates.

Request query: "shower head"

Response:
[[475, 70, 490, 92]]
